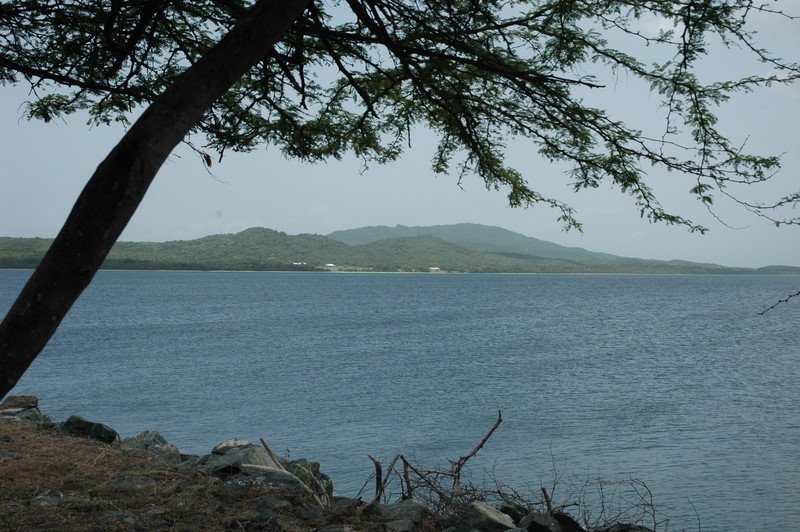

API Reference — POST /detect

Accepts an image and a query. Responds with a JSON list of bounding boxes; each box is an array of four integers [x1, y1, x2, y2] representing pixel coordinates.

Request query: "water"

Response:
[[2, 270, 799, 530]]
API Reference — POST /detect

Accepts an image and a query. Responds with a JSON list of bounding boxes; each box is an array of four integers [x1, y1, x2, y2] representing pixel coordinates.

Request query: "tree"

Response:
[[1, 0, 798, 398]]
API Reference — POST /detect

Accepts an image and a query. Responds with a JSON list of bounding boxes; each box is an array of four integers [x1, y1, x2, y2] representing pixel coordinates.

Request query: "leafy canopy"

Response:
[[1, 0, 799, 230]]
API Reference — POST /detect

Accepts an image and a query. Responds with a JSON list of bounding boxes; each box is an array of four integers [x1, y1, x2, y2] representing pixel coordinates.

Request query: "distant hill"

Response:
[[328, 223, 620, 263], [1, 224, 798, 273]]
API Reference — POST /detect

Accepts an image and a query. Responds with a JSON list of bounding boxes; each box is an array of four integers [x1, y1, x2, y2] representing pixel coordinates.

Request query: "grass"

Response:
[[0, 419, 332, 530]]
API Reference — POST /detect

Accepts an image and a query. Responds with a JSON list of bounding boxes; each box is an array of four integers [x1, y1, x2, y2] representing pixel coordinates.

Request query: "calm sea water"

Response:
[[2, 270, 799, 530]]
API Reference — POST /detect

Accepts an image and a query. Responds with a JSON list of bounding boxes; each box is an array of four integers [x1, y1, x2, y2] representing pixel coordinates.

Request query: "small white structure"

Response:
[[428, 267, 441, 272]]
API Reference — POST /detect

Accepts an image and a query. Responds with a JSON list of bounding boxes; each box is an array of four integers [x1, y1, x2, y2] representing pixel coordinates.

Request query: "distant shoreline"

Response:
[[3, 224, 799, 274], [2, 267, 799, 276]]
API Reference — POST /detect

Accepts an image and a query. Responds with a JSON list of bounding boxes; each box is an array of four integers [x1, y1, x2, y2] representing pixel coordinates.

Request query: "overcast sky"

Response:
[[1, 5, 798, 268]]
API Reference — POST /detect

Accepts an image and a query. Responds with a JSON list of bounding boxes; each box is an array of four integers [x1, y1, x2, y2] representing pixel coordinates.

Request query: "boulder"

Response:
[[33, 489, 64, 507], [60, 416, 120, 444], [499, 500, 529, 524], [285, 458, 334, 500], [362, 499, 428, 526], [0, 395, 38, 409], [328, 496, 364, 518], [0, 396, 50, 427], [591, 525, 652, 532], [450, 500, 517, 531], [0, 405, 52, 427], [519, 510, 561, 531], [221, 466, 321, 503], [385, 519, 418, 532], [14, 408, 52, 427], [120, 430, 180, 464], [199, 438, 281, 475], [121, 430, 168, 449], [553, 512, 585, 532]]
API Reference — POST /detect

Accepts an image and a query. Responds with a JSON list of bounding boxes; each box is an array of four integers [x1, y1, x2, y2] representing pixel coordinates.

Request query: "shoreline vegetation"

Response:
[[1, 224, 798, 275], [1, 396, 658, 531]]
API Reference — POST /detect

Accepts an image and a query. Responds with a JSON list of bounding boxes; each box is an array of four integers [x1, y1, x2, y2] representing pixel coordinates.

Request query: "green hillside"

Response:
[[327, 223, 621, 263], [1, 225, 797, 274]]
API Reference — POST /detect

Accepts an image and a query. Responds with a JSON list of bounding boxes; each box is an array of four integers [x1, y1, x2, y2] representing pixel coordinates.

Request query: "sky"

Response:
[[1, 5, 799, 268]]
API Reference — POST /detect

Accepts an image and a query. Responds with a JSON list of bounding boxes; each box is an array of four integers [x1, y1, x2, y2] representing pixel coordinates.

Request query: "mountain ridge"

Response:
[[1, 224, 798, 274]]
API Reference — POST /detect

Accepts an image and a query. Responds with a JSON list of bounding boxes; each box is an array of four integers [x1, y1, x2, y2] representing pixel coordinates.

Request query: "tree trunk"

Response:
[[0, 0, 310, 399]]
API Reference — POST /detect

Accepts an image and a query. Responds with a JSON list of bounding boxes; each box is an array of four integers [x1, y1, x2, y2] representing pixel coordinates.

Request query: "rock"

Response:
[[451, 500, 517, 531], [60, 416, 120, 444], [0, 395, 38, 409], [120, 430, 180, 464], [221, 467, 320, 502], [121, 430, 168, 448], [212, 438, 255, 454], [0, 451, 21, 460], [239, 509, 299, 531], [285, 458, 334, 500], [591, 525, 653, 532], [199, 438, 280, 475], [385, 519, 418, 532], [329, 496, 363, 518], [121, 516, 147, 530], [0, 434, 12, 442], [519, 510, 561, 531], [247, 496, 294, 513], [33, 489, 64, 507], [499, 500, 529, 524], [362, 499, 428, 525], [553, 512, 585, 532], [14, 408, 53, 427]]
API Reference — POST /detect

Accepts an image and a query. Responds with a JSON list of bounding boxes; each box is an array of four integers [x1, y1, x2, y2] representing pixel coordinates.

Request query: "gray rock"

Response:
[[14, 408, 52, 427], [60, 416, 120, 444], [199, 438, 280, 475], [0, 434, 12, 442], [329, 496, 363, 517], [232, 509, 299, 531], [247, 496, 293, 512], [519, 510, 561, 531], [120, 430, 168, 449], [120, 430, 180, 464], [0, 395, 38, 409], [33, 489, 64, 507], [362, 499, 428, 525], [221, 467, 319, 501], [499, 500, 529, 524], [553, 512, 585, 532], [0, 451, 21, 460], [451, 500, 516, 531], [591, 526, 652, 532], [121, 516, 147, 530], [385, 519, 418, 532], [285, 458, 334, 500]]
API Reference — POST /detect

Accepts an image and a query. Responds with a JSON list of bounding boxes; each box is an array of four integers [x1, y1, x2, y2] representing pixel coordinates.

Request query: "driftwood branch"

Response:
[[400, 455, 453, 502], [260, 437, 286, 470], [368, 454, 383, 502], [403, 458, 414, 499], [451, 410, 503, 493], [542, 486, 553, 512]]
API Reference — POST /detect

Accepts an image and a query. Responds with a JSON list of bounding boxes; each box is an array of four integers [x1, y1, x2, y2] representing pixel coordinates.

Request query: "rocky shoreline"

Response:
[[0, 395, 653, 531]]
